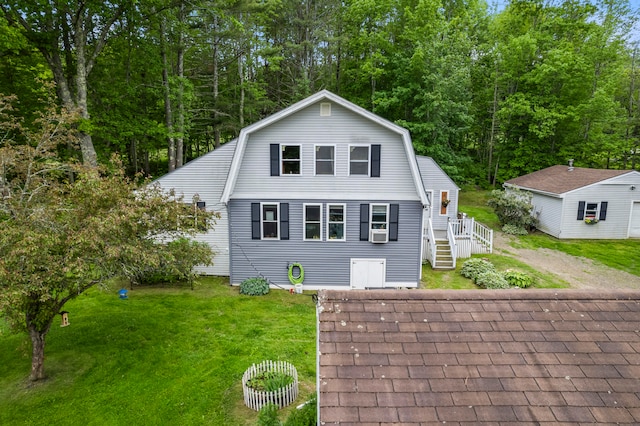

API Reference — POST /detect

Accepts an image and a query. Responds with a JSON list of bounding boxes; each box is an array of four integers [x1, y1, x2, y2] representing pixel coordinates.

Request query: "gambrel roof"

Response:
[[220, 90, 429, 205], [504, 165, 637, 196], [317, 289, 640, 425]]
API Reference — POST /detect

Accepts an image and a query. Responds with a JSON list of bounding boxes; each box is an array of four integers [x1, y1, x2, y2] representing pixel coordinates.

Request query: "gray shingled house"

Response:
[[154, 90, 479, 289], [504, 164, 640, 239]]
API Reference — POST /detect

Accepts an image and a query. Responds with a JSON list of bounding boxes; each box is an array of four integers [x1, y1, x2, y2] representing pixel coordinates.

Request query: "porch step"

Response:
[[433, 239, 455, 270]]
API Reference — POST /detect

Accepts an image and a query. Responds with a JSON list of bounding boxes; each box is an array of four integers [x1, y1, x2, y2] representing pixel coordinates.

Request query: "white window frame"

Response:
[[314, 144, 336, 176], [327, 203, 346, 242], [261, 202, 280, 240], [370, 203, 389, 230], [584, 202, 600, 220], [281, 144, 301, 175], [349, 145, 370, 176], [303, 203, 323, 241]]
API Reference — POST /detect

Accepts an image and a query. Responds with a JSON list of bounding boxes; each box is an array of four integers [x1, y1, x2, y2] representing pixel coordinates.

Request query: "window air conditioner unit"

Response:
[[370, 229, 388, 243]]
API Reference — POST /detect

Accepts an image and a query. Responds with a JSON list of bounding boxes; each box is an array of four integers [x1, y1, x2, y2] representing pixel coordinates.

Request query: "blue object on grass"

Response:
[[118, 288, 128, 299]]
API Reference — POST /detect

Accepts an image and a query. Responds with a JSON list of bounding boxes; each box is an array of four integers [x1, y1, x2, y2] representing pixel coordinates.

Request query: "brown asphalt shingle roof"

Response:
[[317, 289, 640, 425], [504, 165, 632, 195]]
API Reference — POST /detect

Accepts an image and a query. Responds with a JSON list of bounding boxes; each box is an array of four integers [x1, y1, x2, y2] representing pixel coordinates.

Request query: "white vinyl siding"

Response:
[[233, 103, 419, 201]]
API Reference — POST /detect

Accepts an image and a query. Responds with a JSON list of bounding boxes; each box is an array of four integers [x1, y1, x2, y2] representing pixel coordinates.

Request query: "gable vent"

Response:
[[320, 102, 331, 116]]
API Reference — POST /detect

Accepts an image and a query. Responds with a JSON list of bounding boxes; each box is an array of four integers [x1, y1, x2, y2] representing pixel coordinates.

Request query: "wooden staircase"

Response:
[[432, 239, 455, 270]]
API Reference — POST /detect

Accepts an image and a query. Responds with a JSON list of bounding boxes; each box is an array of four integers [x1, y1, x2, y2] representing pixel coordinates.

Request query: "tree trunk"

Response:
[[27, 320, 52, 381], [160, 17, 176, 172], [176, 1, 185, 168]]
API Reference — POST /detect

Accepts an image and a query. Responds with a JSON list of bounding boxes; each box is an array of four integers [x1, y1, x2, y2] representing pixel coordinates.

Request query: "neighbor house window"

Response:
[[262, 204, 279, 238], [304, 204, 322, 240], [577, 201, 608, 222], [349, 146, 369, 175], [327, 204, 346, 241], [281, 145, 301, 175], [315, 145, 335, 175]]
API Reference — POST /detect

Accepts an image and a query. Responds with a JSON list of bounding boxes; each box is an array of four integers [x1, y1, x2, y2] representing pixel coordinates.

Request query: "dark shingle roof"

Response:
[[317, 289, 640, 425], [504, 165, 631, 195]]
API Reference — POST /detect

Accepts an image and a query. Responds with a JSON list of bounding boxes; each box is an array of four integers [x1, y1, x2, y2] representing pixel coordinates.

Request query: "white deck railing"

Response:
[[422, 217, 493, 263], [423, 218, 438, 268]]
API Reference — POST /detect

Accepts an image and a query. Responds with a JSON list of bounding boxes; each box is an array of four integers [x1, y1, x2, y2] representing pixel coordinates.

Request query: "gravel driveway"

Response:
[[493, 232, 640, 290]]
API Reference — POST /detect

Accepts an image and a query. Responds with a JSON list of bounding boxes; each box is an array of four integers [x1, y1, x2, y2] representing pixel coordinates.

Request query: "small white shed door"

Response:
[[350, 258, 386, 289], [630, 202, 640, 238]]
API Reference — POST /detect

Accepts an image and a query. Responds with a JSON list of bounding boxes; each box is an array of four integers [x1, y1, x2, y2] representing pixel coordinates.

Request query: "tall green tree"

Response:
[[2, 0, 131, 165]]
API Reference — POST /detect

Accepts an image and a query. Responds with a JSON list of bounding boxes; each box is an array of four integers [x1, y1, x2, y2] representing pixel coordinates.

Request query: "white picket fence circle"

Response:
[[242, 360, 299, 411]]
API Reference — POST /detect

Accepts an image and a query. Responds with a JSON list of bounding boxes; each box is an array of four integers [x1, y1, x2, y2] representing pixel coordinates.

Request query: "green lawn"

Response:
[[0, 279, 316, 425]]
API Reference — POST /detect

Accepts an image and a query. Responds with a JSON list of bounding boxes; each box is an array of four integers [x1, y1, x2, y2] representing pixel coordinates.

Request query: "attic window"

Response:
[[320, 102, 331, 116]]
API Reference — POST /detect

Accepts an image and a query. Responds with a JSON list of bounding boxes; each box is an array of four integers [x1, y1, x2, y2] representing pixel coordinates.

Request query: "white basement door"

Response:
[[630, 202, 640, 238], [350, 258, 386, 289]]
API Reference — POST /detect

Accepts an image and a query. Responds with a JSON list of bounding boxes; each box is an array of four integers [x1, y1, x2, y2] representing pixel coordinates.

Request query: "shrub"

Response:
[[476, 270, 510, 289], [132, 237, 213, 286], [240, 277, 270, 296], [502, 224, 529, 235], [258, 403, 281, 426], [284, 394, 317, 426], [488, 189, 537, 232], [503, 270, 534, 288], [461, 258, 496, 281]]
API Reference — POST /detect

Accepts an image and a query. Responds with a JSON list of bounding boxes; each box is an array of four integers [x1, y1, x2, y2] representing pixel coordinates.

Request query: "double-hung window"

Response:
[[304, 204, 322, 240], [262, 203, 279, 239], [349, 146, 369, 175], [281, 145, 301, 175], [327, 204, 346, 241], [315, 145, 335, 175], [370, 204, 388, 230]]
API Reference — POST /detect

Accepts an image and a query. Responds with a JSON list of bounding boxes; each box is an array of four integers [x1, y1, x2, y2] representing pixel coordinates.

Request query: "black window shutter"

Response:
[[371, 144, 381, 177], [360, 204, 369, 241], [389, 204, 399, 241], [251, 203, 261, 239], [270, 144, 280, 176], [280, 203, 289, 240], [599, 201, 608, 221], [577, 201, 585, 220]]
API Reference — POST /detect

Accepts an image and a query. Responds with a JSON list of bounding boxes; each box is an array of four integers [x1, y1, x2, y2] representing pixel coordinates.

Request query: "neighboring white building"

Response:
[[505, 164, 640, 239]]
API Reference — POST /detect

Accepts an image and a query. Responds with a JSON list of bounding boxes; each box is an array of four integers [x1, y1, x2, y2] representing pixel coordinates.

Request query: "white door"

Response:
[[630, 202, 640, 238], [350, 259, 386, 289]]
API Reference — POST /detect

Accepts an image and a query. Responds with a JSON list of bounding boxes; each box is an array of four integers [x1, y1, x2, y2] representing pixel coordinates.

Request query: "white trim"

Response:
[[314, 144, 336, 176], [348, 144, 370, 176], [303, 203, 323, 241], [220, 90, 429, 206], [326, 203, 346, 242], [260, 202, 280, 240]]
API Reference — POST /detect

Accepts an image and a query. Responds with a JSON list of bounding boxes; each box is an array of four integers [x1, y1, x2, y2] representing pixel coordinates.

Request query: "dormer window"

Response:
[[281, 145, 301, 175]]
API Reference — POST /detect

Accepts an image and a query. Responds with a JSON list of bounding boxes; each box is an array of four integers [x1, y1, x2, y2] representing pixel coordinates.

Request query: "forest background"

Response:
[[2, 0, 639, 185]]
